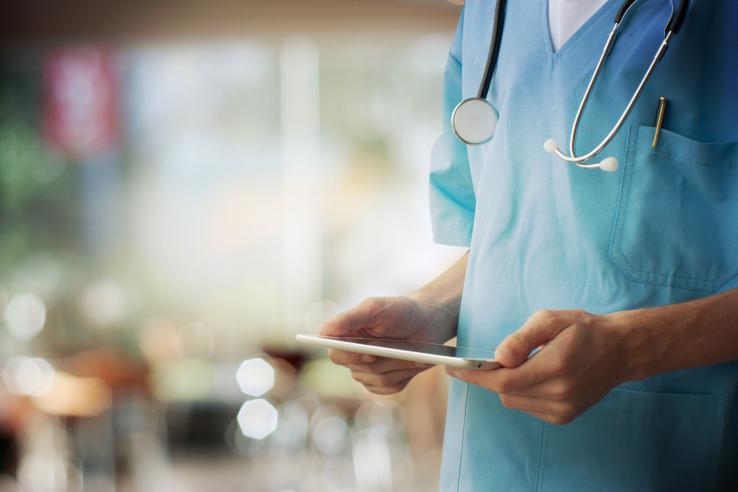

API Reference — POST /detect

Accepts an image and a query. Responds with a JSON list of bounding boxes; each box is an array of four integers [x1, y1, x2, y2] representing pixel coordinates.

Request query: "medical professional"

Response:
[[322, 0, 738, 489]]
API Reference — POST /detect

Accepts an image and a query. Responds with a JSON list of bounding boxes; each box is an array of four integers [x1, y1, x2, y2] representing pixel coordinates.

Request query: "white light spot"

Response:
[[237, 399, 278, 440], [4, 357, 55, 396], [78, 280, 131, 327], [236, 358, 275, 397], [311, 416, 349, 455], [4, 293, 46, 340]]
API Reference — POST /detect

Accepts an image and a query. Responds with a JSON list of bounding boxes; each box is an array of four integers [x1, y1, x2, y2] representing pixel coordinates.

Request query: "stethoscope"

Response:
[[451, 0, 689, 172]]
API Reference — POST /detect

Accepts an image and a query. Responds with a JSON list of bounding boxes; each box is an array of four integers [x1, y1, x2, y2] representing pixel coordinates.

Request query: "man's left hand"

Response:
[[447, 309, 631, 425]]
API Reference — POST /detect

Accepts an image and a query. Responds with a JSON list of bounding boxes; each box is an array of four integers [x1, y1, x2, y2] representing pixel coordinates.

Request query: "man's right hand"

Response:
[[320, 295, 458, 395]]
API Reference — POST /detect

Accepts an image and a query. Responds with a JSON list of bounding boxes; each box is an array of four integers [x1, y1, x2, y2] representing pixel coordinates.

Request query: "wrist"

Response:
[[408, 289, 459, 342], [606, 309, 661, 382], [607, 302, 700, 382]]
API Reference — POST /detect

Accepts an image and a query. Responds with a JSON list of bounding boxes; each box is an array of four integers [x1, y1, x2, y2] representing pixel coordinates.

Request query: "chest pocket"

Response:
[[609, 125, 738, 292]]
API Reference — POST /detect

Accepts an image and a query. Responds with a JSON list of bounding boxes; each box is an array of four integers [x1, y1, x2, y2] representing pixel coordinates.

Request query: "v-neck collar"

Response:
[[541, 0, 620, 59]]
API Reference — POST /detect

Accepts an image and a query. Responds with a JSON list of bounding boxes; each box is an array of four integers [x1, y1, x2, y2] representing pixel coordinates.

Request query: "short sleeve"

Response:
[[429, 11, 476, 247]]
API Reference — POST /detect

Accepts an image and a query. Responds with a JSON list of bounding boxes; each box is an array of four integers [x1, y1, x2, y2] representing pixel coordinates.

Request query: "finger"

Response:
[[445, 369, 567, 422], [501, 393, 580, 425], [503, 377, 571, 400], [329, 349, 366, 366], [320, 297, 386, 337], [446, 366, 490, 387], [361, 357, 432, 374], [331, 349, 432, 372], [494, 342, 579, 392], [347, 360, 431, 374], [351, 368, 423, 388], [446, 364, 526, 389], [498, 393, 557, 415], [447, 359, 549, 394], [502, 404, 557, 424], [363, 384, 404, 395], [495, 310, 573, 367], [363, 375, 415, 395], [320, 310, 364, 337]]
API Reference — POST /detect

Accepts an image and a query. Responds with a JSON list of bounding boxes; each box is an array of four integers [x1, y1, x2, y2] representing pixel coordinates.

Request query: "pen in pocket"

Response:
[[652, 96, 667, 149]]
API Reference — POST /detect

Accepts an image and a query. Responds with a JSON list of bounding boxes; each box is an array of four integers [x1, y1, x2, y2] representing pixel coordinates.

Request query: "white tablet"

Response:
[[296, 334, 501, 370]]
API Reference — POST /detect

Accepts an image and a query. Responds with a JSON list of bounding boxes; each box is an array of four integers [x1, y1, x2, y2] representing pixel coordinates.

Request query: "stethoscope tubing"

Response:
[[555, 28, 673, 165], [558, 0, 682, 165], [477, 0, 507, 100], [454, 0, 690, 171]]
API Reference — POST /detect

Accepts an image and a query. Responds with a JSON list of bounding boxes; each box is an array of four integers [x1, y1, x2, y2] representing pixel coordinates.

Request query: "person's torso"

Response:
[[442, 1, 738, 490]]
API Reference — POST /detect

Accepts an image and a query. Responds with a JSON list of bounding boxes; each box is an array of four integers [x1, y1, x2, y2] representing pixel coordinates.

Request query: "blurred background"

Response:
[[0, 1, 465, 490]]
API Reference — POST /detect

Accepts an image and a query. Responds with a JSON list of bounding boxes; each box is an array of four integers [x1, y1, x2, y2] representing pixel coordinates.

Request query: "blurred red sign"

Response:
[[43, 48, 119, 158]]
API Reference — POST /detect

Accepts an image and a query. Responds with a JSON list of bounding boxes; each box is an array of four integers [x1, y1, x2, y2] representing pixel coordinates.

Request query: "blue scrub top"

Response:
[[430, 1, 738, 490]]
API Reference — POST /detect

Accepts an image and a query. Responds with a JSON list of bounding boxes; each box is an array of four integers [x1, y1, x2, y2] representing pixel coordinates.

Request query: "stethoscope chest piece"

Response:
[[451, 97, 498, 145]]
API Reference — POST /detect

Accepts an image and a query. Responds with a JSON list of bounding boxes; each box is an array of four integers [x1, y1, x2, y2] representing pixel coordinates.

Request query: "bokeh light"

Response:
[[311, 415, 349, 456], [236, 357, 275, 397], [78, 279, 132, 328], [3, 356, 55, 396], [4, 293, 46, 340], [237, 398, 278, 440]]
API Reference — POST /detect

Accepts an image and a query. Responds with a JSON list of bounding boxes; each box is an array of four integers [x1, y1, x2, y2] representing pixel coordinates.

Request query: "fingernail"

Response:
[[361, 354, 377, 363], [494, 346, 514, 366]]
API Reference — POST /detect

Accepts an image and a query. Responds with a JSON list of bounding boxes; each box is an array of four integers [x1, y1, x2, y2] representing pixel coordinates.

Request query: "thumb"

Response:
[[319, 311, 357, 337], [319, 299, 376, 337], [495, 310, 567, 368]]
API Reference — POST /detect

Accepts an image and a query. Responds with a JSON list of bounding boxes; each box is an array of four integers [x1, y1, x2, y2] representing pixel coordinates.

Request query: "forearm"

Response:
[[614, 287, 738, 381], [410, 252, 468, 332]]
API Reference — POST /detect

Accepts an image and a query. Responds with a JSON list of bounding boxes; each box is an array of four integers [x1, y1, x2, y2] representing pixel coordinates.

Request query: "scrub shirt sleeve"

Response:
[[429, 12, 476, 247]]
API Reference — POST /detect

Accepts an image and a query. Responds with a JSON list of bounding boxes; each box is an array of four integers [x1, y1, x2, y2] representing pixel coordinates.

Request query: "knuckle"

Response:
[[506, 333, 529, 357], [547, 408, 575, 425], [498, 394, 514, 408], [551, 404, 578, 425], [548, 415, 570, 425], [361, 296, 384, 313], [533, 309, 556, 323], [551, 381, 574, 399], [556, 414, 576, 425], [495, 378, 512, 394]]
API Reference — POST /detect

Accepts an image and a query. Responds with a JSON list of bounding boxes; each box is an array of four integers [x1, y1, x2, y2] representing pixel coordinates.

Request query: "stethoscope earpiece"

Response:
[[598, 157, 619, 172], [543, 139, 618, 172], [543, 138, 558, 155]]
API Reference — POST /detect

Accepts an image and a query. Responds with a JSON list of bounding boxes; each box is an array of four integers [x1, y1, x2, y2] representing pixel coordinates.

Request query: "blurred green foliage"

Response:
[[0, 62, 80, 276]]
